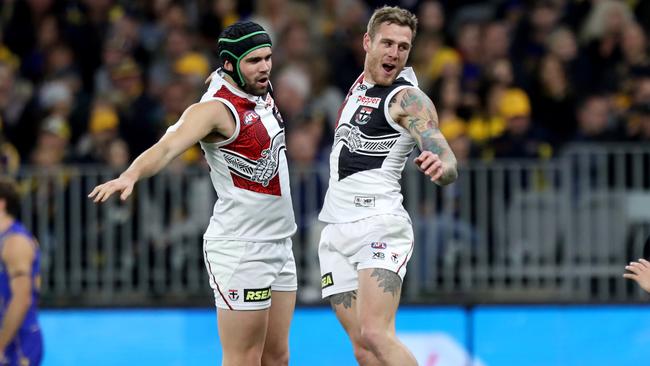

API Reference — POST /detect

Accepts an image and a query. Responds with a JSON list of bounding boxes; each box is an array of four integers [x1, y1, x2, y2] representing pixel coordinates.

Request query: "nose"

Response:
[[386, 44, 398, 58]]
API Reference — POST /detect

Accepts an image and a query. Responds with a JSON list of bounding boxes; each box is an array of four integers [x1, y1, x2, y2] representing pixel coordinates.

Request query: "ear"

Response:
[[223, 60, 234, 72], [363, 33, 371, 52]]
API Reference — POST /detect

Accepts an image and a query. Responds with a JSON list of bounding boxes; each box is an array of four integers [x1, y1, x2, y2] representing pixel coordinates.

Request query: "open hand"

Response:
[[88, 176, 136, 203], [624, 258, 650, 293]]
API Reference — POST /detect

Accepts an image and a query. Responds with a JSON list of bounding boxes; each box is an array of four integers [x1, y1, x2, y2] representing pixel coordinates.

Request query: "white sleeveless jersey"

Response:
[[319, 67, 419, 224], [197, 71, 296, 241]]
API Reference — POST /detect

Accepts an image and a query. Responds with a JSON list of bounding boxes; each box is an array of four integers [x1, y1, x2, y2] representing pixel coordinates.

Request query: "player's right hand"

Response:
[[623, 258, 650, 293], [88, 176, 136, 203]]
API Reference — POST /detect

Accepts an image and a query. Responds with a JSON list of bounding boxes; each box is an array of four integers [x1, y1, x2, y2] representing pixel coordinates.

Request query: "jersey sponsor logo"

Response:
[[356, 95, 381, 108], [372, 252, 385, 260], [354, 196, 375, 207], [356, 84, 368, 91], [321, 272, 334, 289], [244, 287, 272, 302], [371, 242, 387, 249], [228, 289, 239, 301], [243, 110, 260, 125], [354, 107, 374, 125]]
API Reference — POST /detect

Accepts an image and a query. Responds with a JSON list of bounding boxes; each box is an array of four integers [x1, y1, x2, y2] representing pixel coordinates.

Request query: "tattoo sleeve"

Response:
[[393, 88, 458, 185], [370, 268, 401, 297], [329, 290, 357, 310]]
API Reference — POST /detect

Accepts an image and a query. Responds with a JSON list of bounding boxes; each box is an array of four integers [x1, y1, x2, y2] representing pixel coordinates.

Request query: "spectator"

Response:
[[484, 88, 552, 159], [574, 94, 622, 142]]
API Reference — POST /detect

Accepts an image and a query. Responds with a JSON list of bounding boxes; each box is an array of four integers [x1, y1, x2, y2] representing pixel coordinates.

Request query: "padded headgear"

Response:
[[217, 21, 272, 87]]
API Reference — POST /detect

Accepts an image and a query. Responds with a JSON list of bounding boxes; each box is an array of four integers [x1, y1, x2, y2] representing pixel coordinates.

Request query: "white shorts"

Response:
[[203, 237, 297, 310], [318, 214, 414, 298]]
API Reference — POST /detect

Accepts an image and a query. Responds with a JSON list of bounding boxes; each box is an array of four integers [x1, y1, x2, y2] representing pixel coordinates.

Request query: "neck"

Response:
[[362, 57, 375, 84], [222, 72, 249, 94], [0, 214, 14, 233]]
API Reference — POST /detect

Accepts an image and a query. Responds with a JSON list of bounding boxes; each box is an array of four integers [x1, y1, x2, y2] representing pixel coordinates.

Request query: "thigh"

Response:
[[218, 307, 269, 353], [328, 290, 361, 341], [263, 290, 296, 353], [357, 268, 401, 330]]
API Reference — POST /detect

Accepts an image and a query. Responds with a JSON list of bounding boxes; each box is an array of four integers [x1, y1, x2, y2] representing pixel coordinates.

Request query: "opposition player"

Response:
[[0, 178, 43, 366]]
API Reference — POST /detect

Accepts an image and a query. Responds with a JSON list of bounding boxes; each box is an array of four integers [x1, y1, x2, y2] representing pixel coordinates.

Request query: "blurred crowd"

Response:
[[0, 0, 649, 178]]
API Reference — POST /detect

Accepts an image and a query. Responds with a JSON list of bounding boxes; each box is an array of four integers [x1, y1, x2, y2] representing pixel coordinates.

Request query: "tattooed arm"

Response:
[[389, 87, 458, 186]]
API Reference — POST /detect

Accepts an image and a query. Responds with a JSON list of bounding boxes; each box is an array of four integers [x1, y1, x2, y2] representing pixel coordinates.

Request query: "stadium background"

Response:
[[1, 0, 650, 364]]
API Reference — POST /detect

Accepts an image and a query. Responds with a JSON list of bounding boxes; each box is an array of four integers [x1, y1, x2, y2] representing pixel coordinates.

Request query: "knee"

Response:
[[261, 345, 289, 366], [223, 348, 263, 366], [359, 325, 390, 353], [352, 344, 375, 365]]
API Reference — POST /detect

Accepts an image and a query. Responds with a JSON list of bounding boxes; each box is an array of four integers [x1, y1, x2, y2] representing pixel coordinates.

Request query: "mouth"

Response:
[[256, 76, 269, 87], [382, 63, 396, 74]]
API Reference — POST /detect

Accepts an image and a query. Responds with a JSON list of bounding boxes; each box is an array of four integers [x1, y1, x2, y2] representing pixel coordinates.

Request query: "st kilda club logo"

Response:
[[228, 289, 239, 301], [354, 107, 374, 125]]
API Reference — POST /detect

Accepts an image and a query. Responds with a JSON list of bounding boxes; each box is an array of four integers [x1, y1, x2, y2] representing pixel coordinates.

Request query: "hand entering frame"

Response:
[[624, 258, 650, 293]]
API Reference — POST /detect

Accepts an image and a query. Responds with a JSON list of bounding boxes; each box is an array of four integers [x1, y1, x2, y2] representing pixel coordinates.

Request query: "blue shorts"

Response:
[[2, 327, 42, 366]]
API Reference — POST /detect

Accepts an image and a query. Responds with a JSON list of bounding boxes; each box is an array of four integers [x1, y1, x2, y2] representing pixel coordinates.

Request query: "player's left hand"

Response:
[[414, 151, 443, 182]]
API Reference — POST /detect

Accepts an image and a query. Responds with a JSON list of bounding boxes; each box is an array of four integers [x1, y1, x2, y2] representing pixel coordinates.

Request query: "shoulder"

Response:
[[184, 100, 234, 124], [2, 234, 35, 263], [390, 87, 435, 113]]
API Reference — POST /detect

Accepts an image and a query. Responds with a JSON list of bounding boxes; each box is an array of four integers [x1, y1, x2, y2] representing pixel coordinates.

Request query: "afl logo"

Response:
[[243, 111, 260, 125]]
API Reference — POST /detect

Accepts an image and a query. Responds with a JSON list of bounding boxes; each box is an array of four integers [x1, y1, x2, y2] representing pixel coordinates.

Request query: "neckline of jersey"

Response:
[[217, 70, 267, 103]]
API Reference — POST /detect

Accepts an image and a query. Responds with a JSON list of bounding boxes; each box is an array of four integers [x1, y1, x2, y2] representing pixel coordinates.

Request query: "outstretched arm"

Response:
[[89, 100, 234, 202], [389, 87, 458, 185]]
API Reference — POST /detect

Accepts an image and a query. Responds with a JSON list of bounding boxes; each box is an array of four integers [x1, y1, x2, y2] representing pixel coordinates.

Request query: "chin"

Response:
[[375, 76, 396, 86], [245, 84, 268, 96]]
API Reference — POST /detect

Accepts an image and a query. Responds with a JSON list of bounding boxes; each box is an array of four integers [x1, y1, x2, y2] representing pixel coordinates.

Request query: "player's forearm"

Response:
[[435, 156, 458, 186], [121, 143, 176, 182], [0, 296, 30, 350], [420, 138, 458, 186]]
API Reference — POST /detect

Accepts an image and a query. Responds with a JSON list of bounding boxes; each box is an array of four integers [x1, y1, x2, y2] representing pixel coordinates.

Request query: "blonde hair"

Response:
[[367, 6, 418, 40]]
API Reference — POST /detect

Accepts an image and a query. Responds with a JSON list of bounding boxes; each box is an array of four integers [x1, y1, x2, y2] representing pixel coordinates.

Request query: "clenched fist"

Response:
[[414, 151, 444, 182]]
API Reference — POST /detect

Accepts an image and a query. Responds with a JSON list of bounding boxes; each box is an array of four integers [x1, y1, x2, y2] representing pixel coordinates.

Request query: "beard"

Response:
[[242, 81, 268, 96], [366, 54, 402, 86], [241, 74, 269, 96]]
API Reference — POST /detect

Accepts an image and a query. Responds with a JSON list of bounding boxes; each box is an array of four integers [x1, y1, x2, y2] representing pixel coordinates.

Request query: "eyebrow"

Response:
[[245, 53, 272, 62]]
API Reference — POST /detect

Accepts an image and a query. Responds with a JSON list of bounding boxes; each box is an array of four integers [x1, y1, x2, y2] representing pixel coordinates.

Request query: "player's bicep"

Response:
[[393, 88, 452, 157], [2, 235, 34, 297], [161, 101, 232, 157]]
